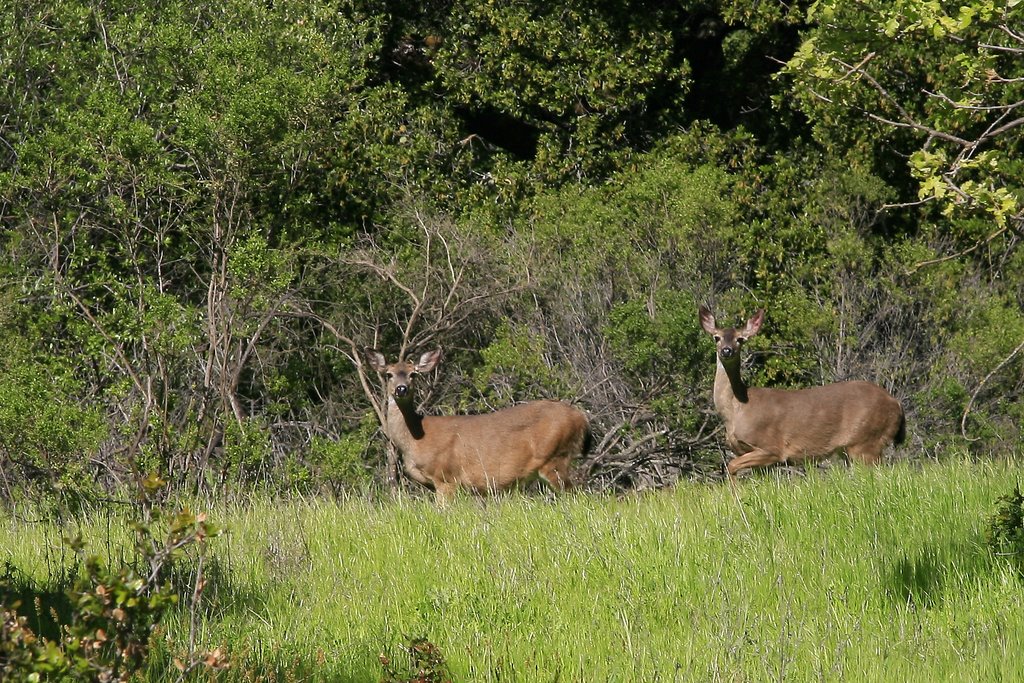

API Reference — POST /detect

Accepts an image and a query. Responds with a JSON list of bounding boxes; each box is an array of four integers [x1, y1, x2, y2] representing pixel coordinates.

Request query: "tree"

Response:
[[785, 0, 1024, 238]]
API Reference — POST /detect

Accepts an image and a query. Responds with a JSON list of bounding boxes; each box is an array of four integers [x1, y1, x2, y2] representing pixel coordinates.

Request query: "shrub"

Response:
[[0, 340, 106, 511], [379, 636, 451, 683], [0, 476, 225, 680], [986, 483, 1024, 577]]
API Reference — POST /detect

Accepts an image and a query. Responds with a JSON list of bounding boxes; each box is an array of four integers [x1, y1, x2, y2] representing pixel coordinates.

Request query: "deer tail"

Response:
[[894, 410, 907, 447]]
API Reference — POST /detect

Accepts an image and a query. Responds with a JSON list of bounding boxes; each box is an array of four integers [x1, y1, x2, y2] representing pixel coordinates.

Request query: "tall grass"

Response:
[[2, 459, 1022, 681]]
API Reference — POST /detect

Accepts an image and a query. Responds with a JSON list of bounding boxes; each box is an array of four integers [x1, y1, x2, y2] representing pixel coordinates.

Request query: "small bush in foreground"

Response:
[[0, 477, 225, 681], [379, 636, 451, 683], [985, 482, 1024, 576]]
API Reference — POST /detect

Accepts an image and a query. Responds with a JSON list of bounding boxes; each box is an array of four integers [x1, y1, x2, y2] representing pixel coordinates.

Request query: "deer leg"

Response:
[[538, 459, 573, 493], [433, 481, 457, 507], [846, 443, 883, 466], [727, 448, 783, 477]]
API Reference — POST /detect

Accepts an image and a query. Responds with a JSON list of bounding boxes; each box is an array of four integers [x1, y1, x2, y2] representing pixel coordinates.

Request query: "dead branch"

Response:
[[904, 226, 1009, 274], [961, 335, 1024, 441]]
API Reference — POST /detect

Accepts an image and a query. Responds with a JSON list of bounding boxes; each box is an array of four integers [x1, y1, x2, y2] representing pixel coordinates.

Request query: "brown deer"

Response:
[[364, 348, 589, 503], [698, 307, 905, 477]]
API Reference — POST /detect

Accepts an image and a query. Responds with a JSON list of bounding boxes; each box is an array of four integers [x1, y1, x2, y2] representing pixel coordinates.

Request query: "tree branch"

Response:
[[961, 335, 1024, 440], [904, 226, 1008, 273], [831, 56, 973, 146]]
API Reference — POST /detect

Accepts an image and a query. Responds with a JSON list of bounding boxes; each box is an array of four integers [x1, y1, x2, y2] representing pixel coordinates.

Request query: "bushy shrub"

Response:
[[379, 636, 451, 683], [0, 339, 106, 511], [0, 477, 224, 680], [986, 483, 1024, 577], [308, 416, 379, 492], [469, 322, 576, 407], [222, 417, 273, 487]]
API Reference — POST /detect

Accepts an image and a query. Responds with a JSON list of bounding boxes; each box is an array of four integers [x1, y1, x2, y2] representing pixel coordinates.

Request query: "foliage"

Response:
[[986, 483, 1024, 577], [0, 333, 106, 509], [0, 476, 222, 681], [1, 0, 1023, 498], [604, 292, 707, 425], [468, 322, 576, 407], [428, 0, 689, 183], [379, 636, 452, 683], [222, 417, 274, 488], [784, 0, 1024, 233], [305, 416, 379, 493]]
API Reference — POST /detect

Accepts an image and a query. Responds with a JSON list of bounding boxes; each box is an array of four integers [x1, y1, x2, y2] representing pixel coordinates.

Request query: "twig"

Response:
[[961, 335, 1024, 440], [835, 51, 876, 81], [905, 226, 1008, 273]]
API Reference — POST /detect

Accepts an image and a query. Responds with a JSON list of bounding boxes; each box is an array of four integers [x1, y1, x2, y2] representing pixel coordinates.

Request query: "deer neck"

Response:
[[713, 355, 749, 422], [385, 397, 426, 447]]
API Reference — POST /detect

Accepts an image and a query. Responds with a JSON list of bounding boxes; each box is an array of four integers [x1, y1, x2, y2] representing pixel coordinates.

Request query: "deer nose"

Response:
[[720, 347, 734, 359], [394, 385, 409, 398]]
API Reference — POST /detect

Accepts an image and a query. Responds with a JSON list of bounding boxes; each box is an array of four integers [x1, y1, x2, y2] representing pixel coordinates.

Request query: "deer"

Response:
[[698, 306, 905, 477], [363, 348, 590, 504]]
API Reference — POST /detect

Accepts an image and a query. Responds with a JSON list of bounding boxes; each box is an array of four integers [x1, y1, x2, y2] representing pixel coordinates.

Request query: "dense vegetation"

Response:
[[2, 0, 1022, 503]]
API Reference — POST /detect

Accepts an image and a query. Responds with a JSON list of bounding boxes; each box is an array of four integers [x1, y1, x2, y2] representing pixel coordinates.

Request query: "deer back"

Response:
[[725, 381, 904, 461], [391, 400, 588, 492]]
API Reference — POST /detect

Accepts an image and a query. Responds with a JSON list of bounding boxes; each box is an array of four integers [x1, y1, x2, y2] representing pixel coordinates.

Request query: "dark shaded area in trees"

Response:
[[454, 106, 542, 160], [681, 15, 805, 144]]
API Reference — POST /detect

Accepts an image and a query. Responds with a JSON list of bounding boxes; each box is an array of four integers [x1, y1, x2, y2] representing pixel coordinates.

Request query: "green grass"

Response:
[[3, 459, 1023, 681]]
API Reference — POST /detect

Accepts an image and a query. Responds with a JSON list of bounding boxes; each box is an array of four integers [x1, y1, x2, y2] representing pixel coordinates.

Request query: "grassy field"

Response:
[[2, 459, 1023, 681]]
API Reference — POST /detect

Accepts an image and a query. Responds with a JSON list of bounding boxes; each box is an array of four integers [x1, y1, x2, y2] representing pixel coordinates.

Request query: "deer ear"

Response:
[[416, 349, 442, 373], [698, 306, 717, 334], [364, 348, 387, 372], [744, 309, 765, 337]]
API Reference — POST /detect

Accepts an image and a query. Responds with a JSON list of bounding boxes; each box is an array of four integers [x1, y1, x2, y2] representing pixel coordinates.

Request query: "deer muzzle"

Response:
[[394, 384, 409, 398]]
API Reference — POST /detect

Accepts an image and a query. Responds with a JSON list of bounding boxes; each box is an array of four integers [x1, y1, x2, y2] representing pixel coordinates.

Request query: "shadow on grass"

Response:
[[0, 552, 267, 631], [162, 552, 270, 621], [883, 533, 991, 609], [0, 559, 78, 642]]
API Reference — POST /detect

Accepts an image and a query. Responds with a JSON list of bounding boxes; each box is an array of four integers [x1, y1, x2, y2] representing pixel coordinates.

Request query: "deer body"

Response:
[[700, 307, 905, 476], [366, 349, 588, 503]]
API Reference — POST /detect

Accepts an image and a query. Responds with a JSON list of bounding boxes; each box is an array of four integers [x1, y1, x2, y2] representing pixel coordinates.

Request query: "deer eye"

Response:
[[736, 337, 746, 344], [713, 335, 721, 342]]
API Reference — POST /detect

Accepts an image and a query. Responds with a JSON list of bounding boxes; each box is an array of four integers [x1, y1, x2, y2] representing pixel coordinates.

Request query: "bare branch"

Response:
[[831, 56, 973, 146], [288, 304, 386, 429], [985, 115, 1024, 139], [835, 51, 876, 81], [863, 111, 973, 147], [881, 195, 938, 211], [905, 226, 1008, 274], [961, 335, 1024, 440], [999, 23, 1024, 45], [924, 90, 1024, 114]]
